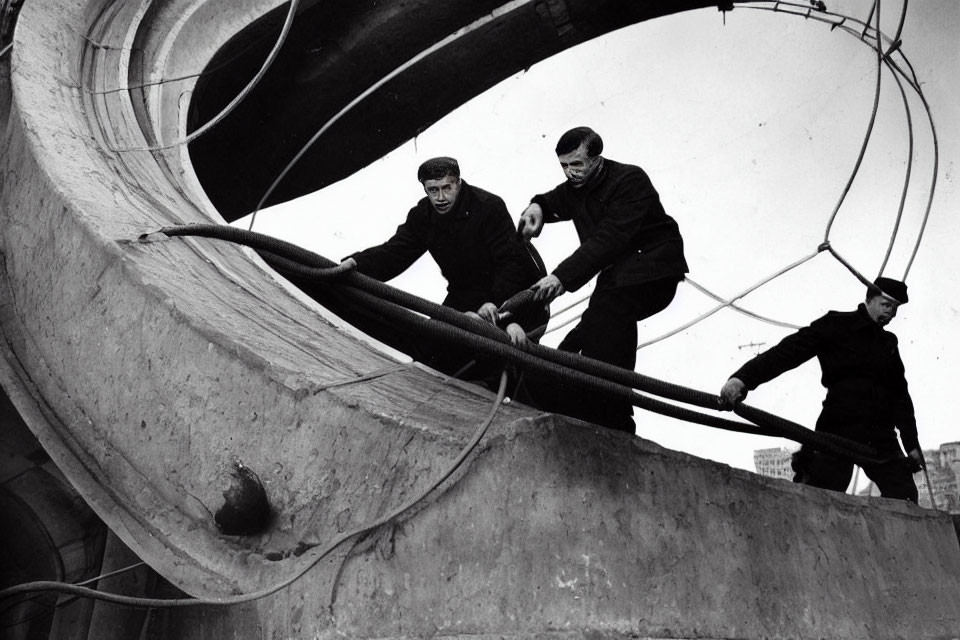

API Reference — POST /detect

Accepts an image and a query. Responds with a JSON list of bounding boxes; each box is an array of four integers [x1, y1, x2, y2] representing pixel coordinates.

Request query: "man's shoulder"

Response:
[[601, 158, 653, 191], [604, 158, 646, 178], [466, 183, 507, 206], [811, 308, 891, 337], [408, 198, 431, 220], [804, 308, 856, 332], [463, 183, 509, 216]]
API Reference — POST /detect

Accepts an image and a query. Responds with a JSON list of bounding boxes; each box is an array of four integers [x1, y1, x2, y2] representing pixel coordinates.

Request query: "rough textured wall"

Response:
[[0, 0, 957, 638]]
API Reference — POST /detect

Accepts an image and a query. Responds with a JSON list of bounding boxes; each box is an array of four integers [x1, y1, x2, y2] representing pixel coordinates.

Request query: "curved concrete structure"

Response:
[[1, 0, 958, 637]]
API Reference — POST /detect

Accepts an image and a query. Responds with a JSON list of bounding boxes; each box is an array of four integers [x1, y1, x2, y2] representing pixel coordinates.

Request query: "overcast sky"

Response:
[[240, 0, 959, 478]]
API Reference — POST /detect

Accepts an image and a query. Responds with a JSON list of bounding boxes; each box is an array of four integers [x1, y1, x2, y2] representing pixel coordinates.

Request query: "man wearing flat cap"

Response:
[[718, 277, 923, 502]]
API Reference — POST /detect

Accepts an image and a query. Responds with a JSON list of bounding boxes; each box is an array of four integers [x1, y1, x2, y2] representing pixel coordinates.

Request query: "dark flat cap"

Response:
[[871, 277, 909, 304]]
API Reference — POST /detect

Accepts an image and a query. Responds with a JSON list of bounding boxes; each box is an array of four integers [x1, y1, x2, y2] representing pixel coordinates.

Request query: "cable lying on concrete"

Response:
[[0, 370, 511, 610], [146, 223, 897, 469]]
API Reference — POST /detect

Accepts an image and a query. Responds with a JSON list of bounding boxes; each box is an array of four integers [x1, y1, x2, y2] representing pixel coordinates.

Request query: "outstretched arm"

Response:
[[348, 209, 428, 282]]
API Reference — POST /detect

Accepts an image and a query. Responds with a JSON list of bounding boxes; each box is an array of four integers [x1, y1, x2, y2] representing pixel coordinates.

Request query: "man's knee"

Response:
[[871, 466, 919, 503], [791, 448, 852, 492]]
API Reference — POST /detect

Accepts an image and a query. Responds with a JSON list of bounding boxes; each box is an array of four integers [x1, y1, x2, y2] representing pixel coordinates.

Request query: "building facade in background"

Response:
[[753, 447, 797, 481], [854, 442, 960, 513], [754, 442, 960, 515], [915, 442, 960, 513]]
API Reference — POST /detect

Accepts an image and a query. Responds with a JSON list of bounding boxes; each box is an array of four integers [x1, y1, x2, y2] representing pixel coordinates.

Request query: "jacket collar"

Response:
[[566, 157, 608, 194], [855, 303, 883, 330]]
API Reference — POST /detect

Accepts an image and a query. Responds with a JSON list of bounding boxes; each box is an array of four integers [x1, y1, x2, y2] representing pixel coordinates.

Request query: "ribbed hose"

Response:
[[148, 224, 894, 466], [261, 250, 890, 467]]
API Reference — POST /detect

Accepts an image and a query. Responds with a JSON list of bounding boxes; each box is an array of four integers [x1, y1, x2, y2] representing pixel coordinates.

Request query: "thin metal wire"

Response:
[[683, 277, 801, 330], [543, 309, 584, 336], [822, 243, 880, 292], [247, 0, 537, 230], [877, 57, 914, 275], [110, 0, 302, 152], [922, 466, 938, 509], [900, 76, 939, 279], [0, 42, 11, 58], [82, 26, 276, 96], [636, 249, 822, 350], [860, 0, 878, 39], [0, 561, 149, 628], [885, 0, 908, 57], [549, 290, 591, 318], [0, 371, 510, 609], [822, 0, 883, 242], [741, 1, 937, 286]]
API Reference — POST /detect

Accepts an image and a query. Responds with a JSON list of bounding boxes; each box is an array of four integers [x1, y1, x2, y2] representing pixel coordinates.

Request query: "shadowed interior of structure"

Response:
[[187, 0, 713, 219]]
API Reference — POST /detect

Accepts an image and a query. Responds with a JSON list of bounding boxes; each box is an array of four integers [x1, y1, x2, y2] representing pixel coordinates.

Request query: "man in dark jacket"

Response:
[[719, 277, 923, 502], [517, 127, 689, 433], [342, 156, 547, 377]]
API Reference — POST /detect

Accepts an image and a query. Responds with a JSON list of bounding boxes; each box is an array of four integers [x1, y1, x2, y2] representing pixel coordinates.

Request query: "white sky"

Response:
[[239, 1, 960, 477]]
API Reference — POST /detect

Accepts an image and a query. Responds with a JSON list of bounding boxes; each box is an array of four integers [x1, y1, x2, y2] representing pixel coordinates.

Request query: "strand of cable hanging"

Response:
[[630, 0, 936, 344], [80, 25, 279, 96], [0, 372, 511, 610], [245, 0, 537, 230], [877, 53, 913, 274], [0, 562, 147, 629], [634, 0, 886, 350], [787, 0, 938, 282], [822, 0, 885, 246], [105, 0, 302, 152], [682, 277, 801, 330], [543, 271, 806, 338], [632, 0, 940, 350], [667, 0, 924, 321], [635, 248, 823, 351], [742, 0, 939, 282], [0, 42, 11, 59]]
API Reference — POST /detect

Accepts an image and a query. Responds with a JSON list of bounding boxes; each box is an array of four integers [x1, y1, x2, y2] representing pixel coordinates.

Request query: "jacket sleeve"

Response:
[[349, 208, 428, 282], [551, 170, 661, 292], [732, 318, 832, 390], [531, 185, 572, 223], [482, 198, 537, 305], [889, 339, 920, 452]]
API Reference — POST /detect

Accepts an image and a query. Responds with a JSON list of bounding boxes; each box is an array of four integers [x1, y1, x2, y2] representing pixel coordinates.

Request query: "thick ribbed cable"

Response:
[[260, 248, 892, 466], [147, 224, 892, 466]]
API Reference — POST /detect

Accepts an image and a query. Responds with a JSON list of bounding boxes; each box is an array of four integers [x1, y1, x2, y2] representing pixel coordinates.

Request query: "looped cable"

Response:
[[144, 223, 894, 472]]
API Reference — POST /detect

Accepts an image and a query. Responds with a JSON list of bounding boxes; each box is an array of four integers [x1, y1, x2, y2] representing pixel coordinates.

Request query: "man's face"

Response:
[[422, 175, 461, 214], [865, 295, 899, 326], [557, 144, 602, 189]]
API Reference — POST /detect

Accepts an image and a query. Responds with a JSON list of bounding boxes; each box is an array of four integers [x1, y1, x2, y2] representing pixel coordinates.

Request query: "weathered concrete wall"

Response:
[[149, 417, 960, 639], [1, 0, 958, 638]]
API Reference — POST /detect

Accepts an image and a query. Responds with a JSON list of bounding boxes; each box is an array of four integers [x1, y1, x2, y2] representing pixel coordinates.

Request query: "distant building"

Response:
[[915, 442, 960, 513], [859, 442, 960, 514], [753, 447, 797, 481], [756, 442, 960, 512]]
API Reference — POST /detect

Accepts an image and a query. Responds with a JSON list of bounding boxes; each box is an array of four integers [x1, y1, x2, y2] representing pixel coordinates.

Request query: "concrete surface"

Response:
[[0, 0, 958, 638]]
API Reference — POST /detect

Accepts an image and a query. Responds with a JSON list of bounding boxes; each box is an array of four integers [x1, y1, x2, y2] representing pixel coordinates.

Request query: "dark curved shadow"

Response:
[[187, 0, 714, 220]]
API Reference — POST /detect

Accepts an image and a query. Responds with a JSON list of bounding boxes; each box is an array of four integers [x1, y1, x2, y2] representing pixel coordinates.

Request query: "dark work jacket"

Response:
[[732, 304, 919, 452], [531, 158, 688, 292], [350, 182, 547, 332]]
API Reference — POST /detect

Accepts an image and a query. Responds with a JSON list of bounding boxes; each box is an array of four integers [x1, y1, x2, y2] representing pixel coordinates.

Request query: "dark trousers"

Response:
[[549, 278, 679, 434], [792, 414, 918, 502]]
